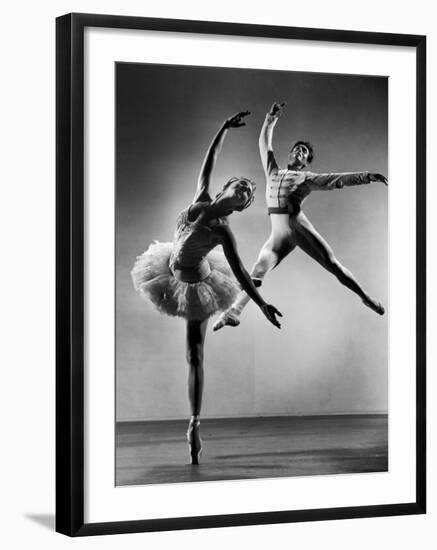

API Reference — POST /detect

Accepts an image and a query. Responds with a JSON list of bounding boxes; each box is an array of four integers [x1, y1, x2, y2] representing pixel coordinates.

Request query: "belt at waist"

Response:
[[268, 201, 301, 216], [171, 260, 211, 283]]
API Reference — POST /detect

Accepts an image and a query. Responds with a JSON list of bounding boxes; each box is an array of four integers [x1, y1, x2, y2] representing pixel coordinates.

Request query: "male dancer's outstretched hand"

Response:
[[261, 304, 283, 329], [368, 173, 388, 186], [224, 111, 251, 128], [269, 102, 286, 117]]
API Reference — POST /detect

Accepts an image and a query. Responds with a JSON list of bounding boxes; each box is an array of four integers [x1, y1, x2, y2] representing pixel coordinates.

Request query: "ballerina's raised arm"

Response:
[[193, 111, 251, 204]]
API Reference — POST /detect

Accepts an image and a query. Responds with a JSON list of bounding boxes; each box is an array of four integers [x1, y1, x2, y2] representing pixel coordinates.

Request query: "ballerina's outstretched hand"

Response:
[[224, 111, 251, 128], [261, 303, 283, 329]]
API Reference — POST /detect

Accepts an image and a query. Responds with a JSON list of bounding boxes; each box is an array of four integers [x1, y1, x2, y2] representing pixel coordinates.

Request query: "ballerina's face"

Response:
[[218, 179, 253, 211]]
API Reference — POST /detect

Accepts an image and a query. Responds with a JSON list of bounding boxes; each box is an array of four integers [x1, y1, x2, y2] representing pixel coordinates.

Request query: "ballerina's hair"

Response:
[[291, 141, 314, 164], [221, 177, 256, 211]]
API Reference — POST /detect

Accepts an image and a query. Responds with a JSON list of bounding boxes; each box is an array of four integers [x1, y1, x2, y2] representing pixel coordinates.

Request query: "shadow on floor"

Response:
[[25, 513, 55, 531]]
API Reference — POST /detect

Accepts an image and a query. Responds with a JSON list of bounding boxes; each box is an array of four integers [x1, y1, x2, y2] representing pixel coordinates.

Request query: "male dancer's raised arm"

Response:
[[259, 103, 283, 177]]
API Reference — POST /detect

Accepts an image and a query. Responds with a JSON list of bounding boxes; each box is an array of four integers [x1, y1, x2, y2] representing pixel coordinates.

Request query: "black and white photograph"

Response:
[[115, 62, 389, 486], [2, 0, 432, 545]]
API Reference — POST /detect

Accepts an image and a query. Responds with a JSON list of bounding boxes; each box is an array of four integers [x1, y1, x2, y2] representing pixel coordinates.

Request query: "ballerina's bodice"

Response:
[[169, 208, 219, 281]]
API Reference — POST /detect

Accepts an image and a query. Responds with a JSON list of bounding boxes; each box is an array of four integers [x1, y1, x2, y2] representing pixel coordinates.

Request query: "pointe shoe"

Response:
[[362, 297, 385, 316], [374, 303, 385, 316], [186, 417, 202, 465], [212, 308, 241, 331]]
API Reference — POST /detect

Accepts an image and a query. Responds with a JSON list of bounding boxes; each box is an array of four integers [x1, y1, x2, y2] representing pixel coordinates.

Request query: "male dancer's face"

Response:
[[288, 143, 311, 169]]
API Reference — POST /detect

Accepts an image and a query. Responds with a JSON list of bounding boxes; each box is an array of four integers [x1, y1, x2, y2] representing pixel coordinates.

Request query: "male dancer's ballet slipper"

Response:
[[362, 297, 385, 316], [212, 308, 241, 331]]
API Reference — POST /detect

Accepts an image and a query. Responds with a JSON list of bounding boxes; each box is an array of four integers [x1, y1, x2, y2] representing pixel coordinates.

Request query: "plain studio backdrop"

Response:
[[116, 63, 388, 421]]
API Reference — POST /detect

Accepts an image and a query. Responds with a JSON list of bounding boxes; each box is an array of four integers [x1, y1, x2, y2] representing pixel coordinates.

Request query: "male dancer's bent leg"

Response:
[[213, 229, 295, 331]]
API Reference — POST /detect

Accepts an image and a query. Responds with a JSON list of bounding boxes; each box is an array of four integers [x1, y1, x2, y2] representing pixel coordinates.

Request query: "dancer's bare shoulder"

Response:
[[209, 220, 231, 241], [187, 201, 210, 221]]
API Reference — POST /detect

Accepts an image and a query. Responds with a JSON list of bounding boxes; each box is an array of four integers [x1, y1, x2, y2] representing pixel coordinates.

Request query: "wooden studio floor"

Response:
[[115, 414, 388, 486]]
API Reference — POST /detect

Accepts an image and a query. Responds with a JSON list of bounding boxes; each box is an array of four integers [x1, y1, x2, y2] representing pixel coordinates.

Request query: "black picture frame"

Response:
[[56, 12, 426, 537]]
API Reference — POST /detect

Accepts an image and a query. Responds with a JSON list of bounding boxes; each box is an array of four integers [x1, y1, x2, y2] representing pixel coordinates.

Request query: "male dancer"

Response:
[[213, 102, 388, 331]]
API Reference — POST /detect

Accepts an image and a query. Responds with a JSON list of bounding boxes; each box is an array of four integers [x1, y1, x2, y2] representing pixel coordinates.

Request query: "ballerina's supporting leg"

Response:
[[186, 319, 208, 464], [293, 212, 385, 315]]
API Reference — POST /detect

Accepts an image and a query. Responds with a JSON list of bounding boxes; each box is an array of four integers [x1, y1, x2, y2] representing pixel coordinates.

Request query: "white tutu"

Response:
[[131, 242, 240, 321]]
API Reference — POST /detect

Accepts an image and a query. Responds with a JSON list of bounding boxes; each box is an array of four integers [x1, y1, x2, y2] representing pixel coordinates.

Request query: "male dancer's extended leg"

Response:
[[213, 229, 296, 331], [292, 212, 384, 315]]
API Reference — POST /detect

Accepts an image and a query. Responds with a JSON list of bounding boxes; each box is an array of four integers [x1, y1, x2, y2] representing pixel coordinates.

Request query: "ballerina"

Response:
[[131, 111, 282, 464], [213, 102, 388, 332]]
